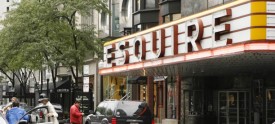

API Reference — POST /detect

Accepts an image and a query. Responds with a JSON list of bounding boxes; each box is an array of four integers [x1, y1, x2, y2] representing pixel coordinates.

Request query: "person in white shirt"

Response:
[[38, 93, 59, 124]]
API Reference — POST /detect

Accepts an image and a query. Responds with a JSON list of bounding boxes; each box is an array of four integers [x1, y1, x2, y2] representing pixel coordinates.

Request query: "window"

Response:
[[146, 0, 155, 9], [135, 24, 142, 32], [95, 102, 106, 115], [188, 90, 203, 115], [218, 91, 249, 124], [163, 13, 181, 23], [7, 0, 9, 2], [136, 0, 140, 11], [164, 15, 170, 23], [117, 101, 143, 116], [122, 0, 129, 17], [101, 12, 107, 26], [167, 82, 177, 118], [6, 7, 9, 12], [267, 90, 275, 124], [106, 102, 117, 116], [172, 14, 181, 21]]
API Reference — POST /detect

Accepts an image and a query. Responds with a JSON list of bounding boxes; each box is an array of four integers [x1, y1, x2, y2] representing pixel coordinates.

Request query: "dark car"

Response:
[[31, 103, 66, 123], [85, 100, 154, 124]]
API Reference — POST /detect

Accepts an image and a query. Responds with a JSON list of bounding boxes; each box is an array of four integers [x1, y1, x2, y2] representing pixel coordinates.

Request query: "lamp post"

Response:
[[0, 82, 3, 104], [47, 79, 49, 97], [35, 83, 39, 105], [46, 72, 51, 98]]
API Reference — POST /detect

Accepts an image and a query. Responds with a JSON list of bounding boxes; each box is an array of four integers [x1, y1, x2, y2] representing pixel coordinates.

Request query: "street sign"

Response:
[[83, 65, 89, 75], [83, 83, 89, 92], [83, 77, 89, 84], [83, 77, 89, 92], [83, 65, 90, 92]]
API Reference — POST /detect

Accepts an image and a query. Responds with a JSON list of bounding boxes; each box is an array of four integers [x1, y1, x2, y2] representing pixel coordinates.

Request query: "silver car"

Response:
[[0, 113, 8, 124]]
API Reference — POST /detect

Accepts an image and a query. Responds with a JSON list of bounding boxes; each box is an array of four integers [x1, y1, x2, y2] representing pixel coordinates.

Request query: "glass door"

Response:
[[266, 89, 275, 124], [218, 91, 249, 124]]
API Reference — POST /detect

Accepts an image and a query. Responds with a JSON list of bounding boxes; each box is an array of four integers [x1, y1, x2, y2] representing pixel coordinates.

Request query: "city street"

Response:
[[1, 0, 275, 124]]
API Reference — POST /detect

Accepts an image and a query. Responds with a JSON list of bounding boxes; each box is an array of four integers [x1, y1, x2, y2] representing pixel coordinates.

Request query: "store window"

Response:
[[218, 91, 249, 124], [167, 81, 177, 118], [189, 90, 204, 115], [103, 76, 127, 100], [140, 84, 147, 101], [267, 89, 275, 124]]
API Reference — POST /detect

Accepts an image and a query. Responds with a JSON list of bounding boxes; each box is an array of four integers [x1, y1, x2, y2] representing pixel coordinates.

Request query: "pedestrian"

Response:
[[38, 93, 59, 124], [6, 102, 29, 124], [2, 97, 19, 115], [70, 100, 84, 124]]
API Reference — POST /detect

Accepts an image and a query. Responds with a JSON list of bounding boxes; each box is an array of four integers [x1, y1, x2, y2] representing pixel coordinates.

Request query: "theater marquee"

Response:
[[100, 0, 275, 75]]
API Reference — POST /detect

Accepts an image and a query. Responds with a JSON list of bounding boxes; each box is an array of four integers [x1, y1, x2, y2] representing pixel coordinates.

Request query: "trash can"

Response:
[[162, 119, 178, 124]]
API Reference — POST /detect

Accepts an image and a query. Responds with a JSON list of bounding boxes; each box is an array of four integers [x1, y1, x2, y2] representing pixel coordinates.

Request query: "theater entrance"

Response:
[[218, 91, 249, 124]]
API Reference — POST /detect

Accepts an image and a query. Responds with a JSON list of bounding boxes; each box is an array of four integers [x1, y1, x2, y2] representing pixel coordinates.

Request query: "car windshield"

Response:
[[116, 101, 144, 116]]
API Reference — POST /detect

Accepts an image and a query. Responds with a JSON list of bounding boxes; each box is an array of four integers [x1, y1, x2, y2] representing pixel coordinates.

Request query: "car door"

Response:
[[90, 102, 107, 124], [104, 101, 117, 124], [18, 106, 54, 124]]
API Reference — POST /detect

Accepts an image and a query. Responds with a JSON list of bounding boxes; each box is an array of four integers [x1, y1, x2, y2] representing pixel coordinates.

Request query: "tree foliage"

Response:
[[0, 0, 109, 98]]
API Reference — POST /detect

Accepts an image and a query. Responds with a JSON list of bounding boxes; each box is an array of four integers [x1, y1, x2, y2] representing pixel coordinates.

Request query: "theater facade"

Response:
[[99, 0, 275, 124]]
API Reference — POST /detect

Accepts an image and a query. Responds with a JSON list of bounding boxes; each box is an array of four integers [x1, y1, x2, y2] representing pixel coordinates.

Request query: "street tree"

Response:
[[0, 0, 108, 101]]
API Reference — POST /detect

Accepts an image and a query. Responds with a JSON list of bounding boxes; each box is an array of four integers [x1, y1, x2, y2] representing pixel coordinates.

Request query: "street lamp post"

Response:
[[35, 83, 39, 105], [47, 79, 49, 97], [46, 72, 51, 98]]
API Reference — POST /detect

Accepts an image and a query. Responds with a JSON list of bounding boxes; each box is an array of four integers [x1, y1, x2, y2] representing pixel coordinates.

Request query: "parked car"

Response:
[[18, 105, 54, 124], [0, 113, 8, 124], [30, 103, 66, 124], [85, 99, 154, 124]]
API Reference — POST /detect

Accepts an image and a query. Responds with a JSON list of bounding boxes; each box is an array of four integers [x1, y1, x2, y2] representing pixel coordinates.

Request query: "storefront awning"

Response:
[[128, 76, 147, 84], [154, 76, 167, 82]]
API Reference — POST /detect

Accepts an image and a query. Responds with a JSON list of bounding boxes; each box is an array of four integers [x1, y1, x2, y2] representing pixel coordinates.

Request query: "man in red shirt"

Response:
[[70, 100, 84, 124]]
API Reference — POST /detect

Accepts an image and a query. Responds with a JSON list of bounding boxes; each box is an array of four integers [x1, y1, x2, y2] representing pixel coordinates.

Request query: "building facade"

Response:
[[99, 0, 275, 124]]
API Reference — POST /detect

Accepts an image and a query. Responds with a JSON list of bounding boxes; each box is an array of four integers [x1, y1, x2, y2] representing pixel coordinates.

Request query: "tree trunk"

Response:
[[51, 66, 57, 93], [40, 70, 43, 93]]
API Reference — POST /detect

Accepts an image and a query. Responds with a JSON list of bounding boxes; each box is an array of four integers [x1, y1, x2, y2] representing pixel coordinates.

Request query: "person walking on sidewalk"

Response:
[[70, 100, 84, 124]]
